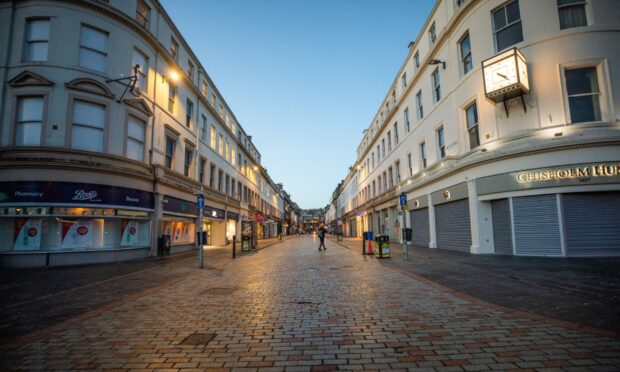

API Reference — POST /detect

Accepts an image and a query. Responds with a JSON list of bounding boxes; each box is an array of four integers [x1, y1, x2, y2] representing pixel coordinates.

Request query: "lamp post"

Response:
[[196, 188, 205, 269]]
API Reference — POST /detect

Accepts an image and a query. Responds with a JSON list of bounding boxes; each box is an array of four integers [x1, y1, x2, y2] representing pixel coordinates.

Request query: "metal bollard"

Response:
[[232, 235, 236, 259], [362, 236, 366, 255]]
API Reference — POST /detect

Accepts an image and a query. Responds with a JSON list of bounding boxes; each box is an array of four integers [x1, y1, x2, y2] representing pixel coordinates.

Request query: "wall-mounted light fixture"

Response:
[[429, 59, 446, 69]]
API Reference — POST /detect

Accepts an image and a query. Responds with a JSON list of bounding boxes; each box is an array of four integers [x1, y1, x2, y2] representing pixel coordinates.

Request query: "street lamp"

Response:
[[428, 59, 446, 69]]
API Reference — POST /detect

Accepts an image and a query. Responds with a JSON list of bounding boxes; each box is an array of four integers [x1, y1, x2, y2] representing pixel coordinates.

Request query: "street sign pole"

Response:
[[399, 193, 409, 260], [197, 191, 205, 269]]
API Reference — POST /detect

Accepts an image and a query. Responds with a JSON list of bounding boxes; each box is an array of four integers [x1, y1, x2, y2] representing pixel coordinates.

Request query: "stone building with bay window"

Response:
[[327, 0, 620, 257], [0, 0, 288, 267]]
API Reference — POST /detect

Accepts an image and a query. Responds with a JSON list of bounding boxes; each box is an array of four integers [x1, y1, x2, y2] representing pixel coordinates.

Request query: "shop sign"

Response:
[[0, 181, 153, 209], [226, 211, 240, 221], [516, 164, 620, 183], [203, 205, 225, 220], [255, 214, 264, 223], [162, 195, 198, 215]]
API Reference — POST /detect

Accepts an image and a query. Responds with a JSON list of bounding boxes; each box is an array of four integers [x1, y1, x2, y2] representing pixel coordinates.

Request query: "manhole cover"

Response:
[[203, 287, 239, 295], [179, 332, 215, 346]]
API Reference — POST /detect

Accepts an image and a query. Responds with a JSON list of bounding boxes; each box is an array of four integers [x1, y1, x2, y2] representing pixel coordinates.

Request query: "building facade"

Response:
[[0, 0, 290, 267], [330, 0, 620, 257]]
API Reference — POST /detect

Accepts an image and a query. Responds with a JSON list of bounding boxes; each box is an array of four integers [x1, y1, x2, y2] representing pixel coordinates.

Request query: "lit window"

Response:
[[71, 100, 105, 152], [459, 32, 472, 75], [24, 19, 49, 62], [558, 0, 587, 30], [492, 0, 523, 51], [201, 80, 207, 96], [565, 67, 601, 123], [127, 116, 145, 162], [465, 102, 480, 149], [218, 133, 223, 155], [15, 96, 43, 146], [79, 25, 108, 72], [210, 125, 216, 149]]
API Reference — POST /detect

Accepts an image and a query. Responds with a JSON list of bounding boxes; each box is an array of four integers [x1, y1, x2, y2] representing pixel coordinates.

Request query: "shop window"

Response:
[[71, 99, 105, 153], [558, 0, 587, 29], [24, 19, 49, 62], [492, 0, 523, 51], [79, 25, 108, 72], [162, 220, 194, 245], [15, 96, 44, 146], [126, 115, 145, 162], [565, 66, 601, 123], [466, 102, 480, 149]]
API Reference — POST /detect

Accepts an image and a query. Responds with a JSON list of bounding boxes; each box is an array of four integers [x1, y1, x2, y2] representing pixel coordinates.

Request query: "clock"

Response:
[[482, 47, 529, 103]]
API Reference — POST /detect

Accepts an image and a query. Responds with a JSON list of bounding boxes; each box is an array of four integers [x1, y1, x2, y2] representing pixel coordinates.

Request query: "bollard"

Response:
[[232, 235, 236, 259], [362, 235, 366, 255]]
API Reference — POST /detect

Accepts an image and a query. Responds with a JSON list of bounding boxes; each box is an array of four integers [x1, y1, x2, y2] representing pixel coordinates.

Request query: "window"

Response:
[[381, 139, 385, 158], [371, 152, 375, 168], [218, 133, 224, 155], [225, 113, 230, 126], [231, 177, 236, 197], [210, 125, 216, 149], [79, 25, 108, 72], [387, 131, 392, 152], [185, 99, 193, 127], [465, 102, 480, 149], [437, 127, 446, 159], [404, 108, 410, 133], [388, 167, 394, 188], [126, 116, 145, 162], [170, 37, 178, 60], [237, 181, 242, 199], [200, 115, 207, 141], [71, 100, 105, 152], [24, 19, 49, 62], [558, 0, 587, 29], [372, 180, 376, 197], [456, 0, 468, 8], [459, 32, 472, 75], [165, 137, 175, 169], [414, 51, 420, 68], [393, 122, 399, 144], [15, 96, 44, 146], [209, 163, 215, 188], [402, 73, 407, 89], [383, 172, 387, 190], [132, 48, 148, 93], [218, 169, 223, 192], [187, 60, 194, 80], [136, 0, 150, 28], [199, 157, 206, 183], [416, 90, 424, 120], [225, 139, 230, 161], [407, 153, 413, 176], [565, 67, 601, 123], [219, 104, 223, 117], [420, 142, 427, 168], [225, 174, 230, 195], [377, 145, 380, 162], [184, 148, 193, 177], [168, 84, 175, 113], [392, 90, 396, 104], [378, 175, 382, 192], [492, 0, 523, 51], [429, 22, 437, 44], [432, 69, 441, 102], [201, 80, 207, 96], [211, 93, 216, 107], [231, 146, 236, 165]]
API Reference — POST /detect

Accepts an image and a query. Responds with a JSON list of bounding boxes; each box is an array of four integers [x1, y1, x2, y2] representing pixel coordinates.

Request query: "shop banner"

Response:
[[0, 181, 153, 209], [121, 220, 139, 247], [13, 218, 42, 251], [162, 195, 198, 216], [61, 219, 94, 249]]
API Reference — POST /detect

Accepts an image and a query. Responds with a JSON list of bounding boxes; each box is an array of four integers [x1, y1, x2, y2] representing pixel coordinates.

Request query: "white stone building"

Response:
[[0, 0, 286, 267], [332, 0, 620, 256]]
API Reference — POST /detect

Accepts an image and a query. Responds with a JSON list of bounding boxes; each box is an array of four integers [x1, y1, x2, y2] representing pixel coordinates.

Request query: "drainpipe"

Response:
[[0, 2, 16, 144]]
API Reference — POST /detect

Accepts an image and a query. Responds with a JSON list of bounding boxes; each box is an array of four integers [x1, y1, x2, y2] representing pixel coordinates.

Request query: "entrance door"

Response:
[[435, 199, 471, 252]]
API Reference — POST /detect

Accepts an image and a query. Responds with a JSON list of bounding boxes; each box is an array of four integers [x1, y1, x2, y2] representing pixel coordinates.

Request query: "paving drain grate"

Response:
[[179, 332, 216, 346], [203, 287, 239, 295], [293, 300, 319, 305]]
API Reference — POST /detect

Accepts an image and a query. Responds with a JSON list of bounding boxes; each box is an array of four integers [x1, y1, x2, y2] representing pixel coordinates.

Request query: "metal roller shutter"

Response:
[[513, 194, 562, 256], [435, 199, 471, 252], [563, 192, 620, 257], [410, 208, 430, 248], [492, 199, 513, 255]]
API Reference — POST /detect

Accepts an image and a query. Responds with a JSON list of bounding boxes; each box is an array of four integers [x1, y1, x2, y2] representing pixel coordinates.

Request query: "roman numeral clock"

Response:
[[482, 47, 530, 117]]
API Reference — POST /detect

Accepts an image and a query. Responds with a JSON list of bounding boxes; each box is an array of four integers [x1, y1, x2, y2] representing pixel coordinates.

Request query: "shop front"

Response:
[[202, 205, 226, 246], [226, 211, 240, 242], [432, 183, 471, 253], [161, 195, 197, 254], [0, 181, 153, 268]]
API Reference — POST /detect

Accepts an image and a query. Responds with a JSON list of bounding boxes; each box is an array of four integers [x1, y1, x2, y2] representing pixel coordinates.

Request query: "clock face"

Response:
[[484, 57, 518, 93]]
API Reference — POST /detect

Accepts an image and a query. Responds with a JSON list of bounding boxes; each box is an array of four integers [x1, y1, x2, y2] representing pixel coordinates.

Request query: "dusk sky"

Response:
[[160, 0, 435, 209]]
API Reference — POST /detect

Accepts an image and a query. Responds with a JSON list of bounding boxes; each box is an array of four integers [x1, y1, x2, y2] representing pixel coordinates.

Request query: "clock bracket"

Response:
[[502, 93, 527, 118]]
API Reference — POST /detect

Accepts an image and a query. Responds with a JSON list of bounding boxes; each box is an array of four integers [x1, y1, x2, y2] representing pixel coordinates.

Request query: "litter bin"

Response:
[[158, 234, 171, 257], [242, 235, 251, 251], [402, 228, 412, 242], [196, 231, 207, 246], [374, 234, 390, 258]]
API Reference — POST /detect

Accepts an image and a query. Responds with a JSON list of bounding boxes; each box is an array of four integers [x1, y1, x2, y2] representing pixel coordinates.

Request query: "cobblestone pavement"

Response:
[[329, 236, 620, 335], [2, 236, 620, 371]]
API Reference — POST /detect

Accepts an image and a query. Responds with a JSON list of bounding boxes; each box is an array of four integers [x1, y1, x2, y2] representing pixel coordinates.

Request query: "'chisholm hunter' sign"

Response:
[[516, 164, 620, 183]]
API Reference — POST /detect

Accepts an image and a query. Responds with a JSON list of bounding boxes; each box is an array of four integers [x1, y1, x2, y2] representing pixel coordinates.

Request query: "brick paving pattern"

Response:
[[2, 235, 619, 371]]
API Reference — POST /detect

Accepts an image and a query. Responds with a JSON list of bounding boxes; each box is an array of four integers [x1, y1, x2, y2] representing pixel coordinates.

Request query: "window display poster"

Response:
[[173, 222, 182, 243], [121, 220, 139, 247], [182, 223, 191, 242], [61, 219, 93, 249], [13, 218, 42, 251], [162, 221, 172, 236]]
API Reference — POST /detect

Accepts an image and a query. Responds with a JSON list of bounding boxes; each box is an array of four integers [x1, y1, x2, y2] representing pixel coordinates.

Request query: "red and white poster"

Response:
[[13, 218, 42, 251], [121, 220, 139, 247], [162, 221, 172, 236], [182, 223, 191, 242], [173, 222, 183, 243], [61, 219, 94, 249]]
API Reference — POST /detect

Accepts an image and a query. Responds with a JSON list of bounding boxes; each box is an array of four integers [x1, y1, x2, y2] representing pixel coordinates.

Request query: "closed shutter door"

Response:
[[563, 192, 620, 257], [513, 194, 562, 256], [492, 199, 513, 255], [435, 199, 471, 252], [410, 208, 429, 248]]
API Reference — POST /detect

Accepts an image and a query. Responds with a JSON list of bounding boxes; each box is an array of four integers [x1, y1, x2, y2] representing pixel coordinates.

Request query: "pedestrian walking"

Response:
[[318, 224, 327, 251]]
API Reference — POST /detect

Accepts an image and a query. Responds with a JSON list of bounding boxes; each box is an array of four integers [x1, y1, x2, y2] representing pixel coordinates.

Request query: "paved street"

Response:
[[2, 236, 620, 371]]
